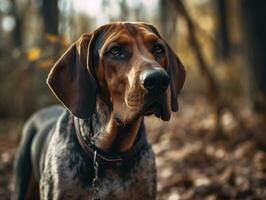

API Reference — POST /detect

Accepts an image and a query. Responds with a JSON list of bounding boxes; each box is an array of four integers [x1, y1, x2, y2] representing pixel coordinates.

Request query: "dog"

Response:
[[12, 22, 186, 200]]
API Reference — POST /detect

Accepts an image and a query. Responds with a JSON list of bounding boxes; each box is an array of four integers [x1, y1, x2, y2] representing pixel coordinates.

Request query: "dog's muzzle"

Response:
[[140, 68, 170, 120]]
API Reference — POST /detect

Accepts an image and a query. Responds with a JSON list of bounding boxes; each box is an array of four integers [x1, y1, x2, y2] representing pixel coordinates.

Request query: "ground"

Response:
[[0, 96, 266, 200]]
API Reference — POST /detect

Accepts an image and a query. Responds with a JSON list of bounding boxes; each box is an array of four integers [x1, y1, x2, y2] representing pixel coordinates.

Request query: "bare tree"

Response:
[[241, 0, 266, 114], [40, 0, 59, 35], [215, 0, 231, 59], [159, 0, 178, 46], [10, 0, 23, 46]]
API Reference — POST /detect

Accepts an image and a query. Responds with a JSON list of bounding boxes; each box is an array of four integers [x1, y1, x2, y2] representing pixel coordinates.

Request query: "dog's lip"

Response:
[[114, 96, 169, 124], [141, 96, 169, 120], [143, 101, 162, 116]]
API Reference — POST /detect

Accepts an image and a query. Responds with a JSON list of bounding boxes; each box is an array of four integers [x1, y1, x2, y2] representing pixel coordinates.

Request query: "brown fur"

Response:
[[47, 22, 185, 152], [13, 22, 186, 200], [93, 24, 172, 151]]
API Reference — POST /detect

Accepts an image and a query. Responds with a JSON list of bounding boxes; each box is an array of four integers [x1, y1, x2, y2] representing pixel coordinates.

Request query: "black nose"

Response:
[[140, 68, 170, 94]]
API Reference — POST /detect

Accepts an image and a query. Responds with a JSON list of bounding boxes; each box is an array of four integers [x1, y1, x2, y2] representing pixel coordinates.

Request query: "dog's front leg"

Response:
[[39, 157, 69, 200], [40, 166, 84, 200], [39, 135, 87, 199]]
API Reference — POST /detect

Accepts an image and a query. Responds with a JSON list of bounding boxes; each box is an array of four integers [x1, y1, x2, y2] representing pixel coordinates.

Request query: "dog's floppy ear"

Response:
[[47, 33, 97, 118], [165, 43, 186, 112]]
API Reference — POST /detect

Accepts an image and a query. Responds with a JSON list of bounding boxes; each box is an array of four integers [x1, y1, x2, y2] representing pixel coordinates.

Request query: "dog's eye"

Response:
[[153, 44, 165, 58], [109, 46, 122, 56]]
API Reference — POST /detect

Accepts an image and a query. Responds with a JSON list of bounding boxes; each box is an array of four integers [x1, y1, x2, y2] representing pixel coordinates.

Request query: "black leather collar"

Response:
[[73, 116, 146, 168]]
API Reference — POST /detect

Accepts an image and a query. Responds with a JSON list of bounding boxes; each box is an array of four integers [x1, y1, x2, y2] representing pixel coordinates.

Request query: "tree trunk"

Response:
[[41, 0, 59, 35], [240, 0, 266, 114], [159, 0, 178, 46], [10, 0, 23, 46], [119, 0, 129, 21], [215, 0, 231, 59]]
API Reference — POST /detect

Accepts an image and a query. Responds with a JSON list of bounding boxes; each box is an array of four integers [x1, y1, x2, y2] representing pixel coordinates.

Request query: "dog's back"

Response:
[[12, 105, 64, 200]]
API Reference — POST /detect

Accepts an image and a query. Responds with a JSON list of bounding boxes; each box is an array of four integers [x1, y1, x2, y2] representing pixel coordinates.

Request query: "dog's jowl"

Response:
[[12, 22, 186, 200]]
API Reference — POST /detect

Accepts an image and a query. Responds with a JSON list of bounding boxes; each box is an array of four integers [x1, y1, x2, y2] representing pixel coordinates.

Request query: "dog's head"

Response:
[[47, 22, 186, 123]]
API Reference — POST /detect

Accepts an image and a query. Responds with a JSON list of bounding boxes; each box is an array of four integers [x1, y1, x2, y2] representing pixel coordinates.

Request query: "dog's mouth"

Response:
[[114, 95, 170, 125], [141, 96, 170, 121]]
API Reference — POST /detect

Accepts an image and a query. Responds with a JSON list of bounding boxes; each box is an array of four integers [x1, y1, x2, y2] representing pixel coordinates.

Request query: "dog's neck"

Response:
[[78, 98, 143, 152]]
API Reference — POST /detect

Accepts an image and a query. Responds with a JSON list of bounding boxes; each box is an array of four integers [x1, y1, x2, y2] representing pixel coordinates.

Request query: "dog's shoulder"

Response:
[[40, 111, 90, 198]]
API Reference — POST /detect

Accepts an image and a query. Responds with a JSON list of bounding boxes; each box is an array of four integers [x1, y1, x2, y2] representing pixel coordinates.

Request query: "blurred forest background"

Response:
[[0, 0, 266, 199]]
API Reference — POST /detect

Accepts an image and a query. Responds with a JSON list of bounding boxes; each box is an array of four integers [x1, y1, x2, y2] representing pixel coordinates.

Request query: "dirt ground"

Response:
[[0, 96, 266, 200]]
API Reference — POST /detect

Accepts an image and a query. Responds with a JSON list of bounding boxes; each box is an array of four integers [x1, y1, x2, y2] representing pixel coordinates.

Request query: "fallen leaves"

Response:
[[0, 96, 266, 199], [147, 96, 266, 200]]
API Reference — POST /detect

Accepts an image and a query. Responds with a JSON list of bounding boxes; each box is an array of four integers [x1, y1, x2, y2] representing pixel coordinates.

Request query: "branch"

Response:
[[176, 0, 219, 100]]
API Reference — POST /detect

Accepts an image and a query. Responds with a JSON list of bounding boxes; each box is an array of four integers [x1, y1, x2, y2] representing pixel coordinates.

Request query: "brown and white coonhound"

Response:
[[12, 22, 186, 200]]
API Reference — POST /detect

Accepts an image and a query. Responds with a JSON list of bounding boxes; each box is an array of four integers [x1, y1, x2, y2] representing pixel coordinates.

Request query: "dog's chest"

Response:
[[94, 150, 156, 199], [41, 121, 156, 200]]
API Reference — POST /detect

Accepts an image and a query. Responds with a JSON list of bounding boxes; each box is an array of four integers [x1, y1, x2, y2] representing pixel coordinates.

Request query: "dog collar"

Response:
[[73, 116, 146, 168]]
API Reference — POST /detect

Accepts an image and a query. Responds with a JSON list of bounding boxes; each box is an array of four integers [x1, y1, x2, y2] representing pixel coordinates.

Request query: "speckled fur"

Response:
[[40, 110, 156, 200], [13, 22, 187, 200]]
